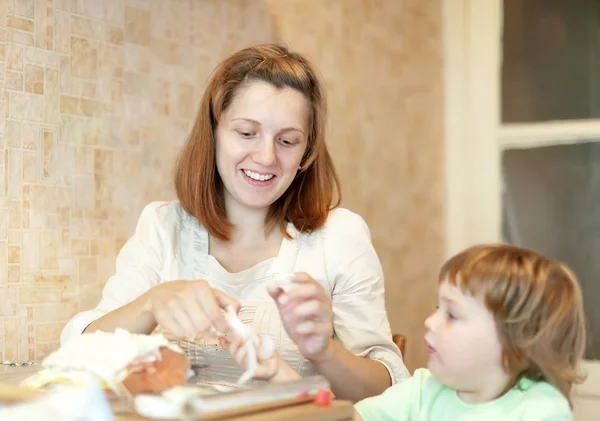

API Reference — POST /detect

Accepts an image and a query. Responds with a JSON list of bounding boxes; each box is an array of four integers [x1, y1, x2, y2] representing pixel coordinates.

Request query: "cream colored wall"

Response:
[[0, 0, 443, 372]]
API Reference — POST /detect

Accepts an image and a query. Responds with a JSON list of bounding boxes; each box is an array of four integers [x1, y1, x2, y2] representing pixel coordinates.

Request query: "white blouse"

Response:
[[60, 201, 409, 385]]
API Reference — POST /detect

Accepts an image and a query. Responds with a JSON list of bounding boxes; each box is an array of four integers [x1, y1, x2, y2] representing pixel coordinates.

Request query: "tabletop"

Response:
[[0, 365, 354, 421]]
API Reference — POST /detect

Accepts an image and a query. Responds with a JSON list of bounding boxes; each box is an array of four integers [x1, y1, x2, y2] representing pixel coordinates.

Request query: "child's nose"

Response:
[[424, 311, 438, 331]]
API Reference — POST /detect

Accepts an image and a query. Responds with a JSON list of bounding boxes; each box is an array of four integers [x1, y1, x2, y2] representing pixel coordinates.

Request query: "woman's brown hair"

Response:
[[174, 44, 341, 241], [440, 244, 587, 408]]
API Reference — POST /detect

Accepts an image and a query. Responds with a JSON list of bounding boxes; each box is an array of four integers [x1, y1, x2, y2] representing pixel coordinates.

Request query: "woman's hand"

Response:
[[220, 335, 301, 382], [267, 272, 334, 363], [146, 280, 240, 339], [219, 335, 279, 381]]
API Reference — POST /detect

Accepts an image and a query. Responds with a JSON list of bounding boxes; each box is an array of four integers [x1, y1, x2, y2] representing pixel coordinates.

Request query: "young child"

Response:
[[354, 244, 586, 421]]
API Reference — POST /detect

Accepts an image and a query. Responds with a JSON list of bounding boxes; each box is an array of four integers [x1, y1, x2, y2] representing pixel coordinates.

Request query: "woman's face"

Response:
[[215, 80, 310, 212]]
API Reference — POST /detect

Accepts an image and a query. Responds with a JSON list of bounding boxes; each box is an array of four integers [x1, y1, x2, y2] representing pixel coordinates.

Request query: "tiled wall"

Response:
[[0, 0, 443, 371]]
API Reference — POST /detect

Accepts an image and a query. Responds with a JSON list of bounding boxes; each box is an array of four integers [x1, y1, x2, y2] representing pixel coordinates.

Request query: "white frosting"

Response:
[[22, 329, 185, 393]]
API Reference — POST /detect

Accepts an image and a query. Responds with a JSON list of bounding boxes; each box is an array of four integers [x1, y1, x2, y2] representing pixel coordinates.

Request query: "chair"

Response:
[[393, 333, 406, 357]]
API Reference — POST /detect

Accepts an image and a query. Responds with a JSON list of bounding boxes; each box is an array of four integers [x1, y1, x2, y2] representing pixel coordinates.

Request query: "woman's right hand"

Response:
[[145, 280, 240, 339]]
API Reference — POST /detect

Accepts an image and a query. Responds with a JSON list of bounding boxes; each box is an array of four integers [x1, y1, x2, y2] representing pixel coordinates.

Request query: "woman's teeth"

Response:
[[243, 170, 274, 181]]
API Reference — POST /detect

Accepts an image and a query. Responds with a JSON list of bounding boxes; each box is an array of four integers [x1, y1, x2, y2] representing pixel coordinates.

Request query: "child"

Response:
[[353, 244, 586, 421]]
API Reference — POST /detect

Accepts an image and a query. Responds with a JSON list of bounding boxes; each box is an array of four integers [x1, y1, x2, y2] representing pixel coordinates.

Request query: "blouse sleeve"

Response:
[[327, 210, 410, 384], [60, 202, 167, 345]]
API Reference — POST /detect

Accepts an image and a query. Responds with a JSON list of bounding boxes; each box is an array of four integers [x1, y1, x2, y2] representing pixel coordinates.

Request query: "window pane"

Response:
[[502, 0, 600, 123], [502, 142, 600, 360]]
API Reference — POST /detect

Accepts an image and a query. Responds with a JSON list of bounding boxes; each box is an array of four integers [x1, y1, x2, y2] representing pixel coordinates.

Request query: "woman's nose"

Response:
[[252, 138, 276, 166]]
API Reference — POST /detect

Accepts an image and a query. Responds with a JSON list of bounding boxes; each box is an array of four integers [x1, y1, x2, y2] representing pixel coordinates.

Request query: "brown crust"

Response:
[[121, 347, 190, 395]]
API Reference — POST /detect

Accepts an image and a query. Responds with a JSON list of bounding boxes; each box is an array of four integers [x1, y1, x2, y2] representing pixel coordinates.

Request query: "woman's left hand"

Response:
[[267, 272, 334, 362]]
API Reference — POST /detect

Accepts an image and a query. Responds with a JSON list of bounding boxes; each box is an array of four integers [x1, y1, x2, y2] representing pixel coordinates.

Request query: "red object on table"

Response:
[[314, 389, 332, 407]]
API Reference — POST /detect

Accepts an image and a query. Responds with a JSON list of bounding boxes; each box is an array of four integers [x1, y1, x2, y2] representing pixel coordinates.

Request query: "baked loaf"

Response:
[[22, 329, 190, 396]]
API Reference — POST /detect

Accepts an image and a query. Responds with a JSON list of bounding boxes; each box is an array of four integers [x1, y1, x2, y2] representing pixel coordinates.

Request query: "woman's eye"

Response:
[[238, 131, 255, 138], [278, 137, 295, 146]]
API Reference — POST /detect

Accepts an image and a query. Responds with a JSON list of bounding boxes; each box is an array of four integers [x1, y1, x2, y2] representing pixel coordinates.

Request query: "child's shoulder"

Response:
[[513, 379, 572, 418]]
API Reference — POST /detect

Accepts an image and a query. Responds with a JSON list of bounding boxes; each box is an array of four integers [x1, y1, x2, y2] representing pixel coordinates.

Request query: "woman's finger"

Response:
[[192, 287, 231, 334], [290, 299, 325, 319], [295, 320, 333, 336], [180, 294, 213, 333], [156, 307, 193, 338], [277, 283, 327, 306]]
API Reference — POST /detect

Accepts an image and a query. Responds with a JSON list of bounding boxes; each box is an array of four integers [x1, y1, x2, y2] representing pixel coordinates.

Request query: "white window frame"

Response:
[[442, 0, 600, 412]]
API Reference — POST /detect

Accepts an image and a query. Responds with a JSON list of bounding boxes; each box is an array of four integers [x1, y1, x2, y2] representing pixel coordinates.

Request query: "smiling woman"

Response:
[[59, 44, 409, 402]]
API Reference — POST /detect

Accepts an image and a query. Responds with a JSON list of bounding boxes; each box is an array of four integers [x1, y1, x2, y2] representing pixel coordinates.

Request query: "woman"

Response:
[[60, 44, 408, 401]]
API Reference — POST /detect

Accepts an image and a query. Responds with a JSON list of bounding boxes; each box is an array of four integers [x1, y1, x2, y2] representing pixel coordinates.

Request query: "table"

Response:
[[0, 365, 354, 421]]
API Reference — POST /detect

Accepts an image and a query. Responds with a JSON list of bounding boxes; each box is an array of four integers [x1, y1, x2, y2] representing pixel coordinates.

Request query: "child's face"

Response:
[[424, 280, 511, 402]]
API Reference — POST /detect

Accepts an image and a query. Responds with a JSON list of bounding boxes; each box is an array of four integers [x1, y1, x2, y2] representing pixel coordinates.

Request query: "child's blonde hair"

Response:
[[440, 244, 586, 407]]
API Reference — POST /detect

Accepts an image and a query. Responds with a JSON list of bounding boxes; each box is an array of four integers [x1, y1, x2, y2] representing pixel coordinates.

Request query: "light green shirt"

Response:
[[355, 368, 572, 421]]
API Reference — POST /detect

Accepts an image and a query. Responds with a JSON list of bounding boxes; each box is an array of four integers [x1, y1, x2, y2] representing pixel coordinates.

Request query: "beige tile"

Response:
[[80, 286, 101, 311], [3, 318, 17, 361], [24, 47, 60, 68], [55, 0, 78, 13], [24, 64, 43, 94], [0, 287, 16, 316], [45, 187, 70, 212], [22, 122, 37, 149], [41, 129, 56, 179], [74, 146, 93, 175], [74, 176, 93, 209], [7, 29, 34, 46], [8, 92, 44, 121], [44, 67, 59, 123], [6, 44, 23, 71], [7, 265, 19, 284], [0, 43, 5, 61], [39, 231, 59, 270], [59, 95, 104, 117], [70, 36, 97, 79], [0, 209, 7, 240], [7, 16, 34, 32], [32, 273, 71, 286], [98, 43, 123, 78], [8, 200, 20, 229], [150, 38, 181, 65], [90, 238, 114, 257], [79, 0, 123, 26], [5, 120, 21, 148], [7, 148, 21, 198], [78, 257, 98, 285], [125, 6, 151, 45], [21, 231, 38, 271], [54, 11, 70, 54], [6, 70, 24, 91], [14, 0, 35, 18], [35, 0, 52, 50], [22, 150, 37, 182], [19, 288, 68, 305], [8, 230, 20, 244], [71, 238, 89, 255], [71, 15, 123, 45], [8, 246, 20, 264], [111, 79, 122, 102], [178, 83, 194, 118], [36, 342, 60, 360], [35, 322, 65, 341], [0, 244, 7, 285]]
